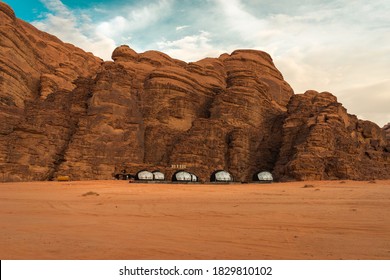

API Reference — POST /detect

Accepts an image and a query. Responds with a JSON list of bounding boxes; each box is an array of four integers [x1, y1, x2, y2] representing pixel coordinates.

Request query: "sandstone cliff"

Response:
[[1, 3, 389, 182], [273, 91, 389, 180], [57, 47, 293, 181], [384, 123, 390, 139], [0, 2, 101, 181]]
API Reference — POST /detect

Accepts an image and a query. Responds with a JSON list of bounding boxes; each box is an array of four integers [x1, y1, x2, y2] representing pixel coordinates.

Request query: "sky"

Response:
[[3, 0, 390, 127]]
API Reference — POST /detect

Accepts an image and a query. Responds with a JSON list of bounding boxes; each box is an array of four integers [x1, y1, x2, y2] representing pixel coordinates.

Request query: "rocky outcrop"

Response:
[[383, 123, 390, 154], [384, 123, 390, 139], [273, 91, 390, 180], [1, 3, 389, 182], [57, 46, 293, 181], [0, 2, 101, 181]]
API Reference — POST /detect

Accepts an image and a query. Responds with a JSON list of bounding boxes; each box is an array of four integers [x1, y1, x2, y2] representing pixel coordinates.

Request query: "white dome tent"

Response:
[[210, 170, 234, 182], [172, 170, 199, 182], [152, 170, 165, 181], [190, 173, 198, 182], [136, 170, 154, 181], [253, 171, 273, 183]]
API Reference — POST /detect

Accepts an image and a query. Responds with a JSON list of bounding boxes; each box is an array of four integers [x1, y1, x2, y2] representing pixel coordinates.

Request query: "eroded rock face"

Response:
[[0, 3, 103, 181], [273, 91, 390, 180], [384, 123, 390, 138], [56, 45, 293, 181], [383, 123, 390, 153], [1, 3, 389, 181]]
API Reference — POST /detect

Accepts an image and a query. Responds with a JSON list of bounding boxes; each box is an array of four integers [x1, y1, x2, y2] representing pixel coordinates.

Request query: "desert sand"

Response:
[[0, 180, 389, 260]]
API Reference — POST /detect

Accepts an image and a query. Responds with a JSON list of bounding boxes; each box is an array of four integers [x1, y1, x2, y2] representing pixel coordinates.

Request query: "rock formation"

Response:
[[383, 123, 390, 154], [273, 91, 389, 180], [1, 2, 389, 182], [384, 123, 390, 139], [0, 2, 101, 181]]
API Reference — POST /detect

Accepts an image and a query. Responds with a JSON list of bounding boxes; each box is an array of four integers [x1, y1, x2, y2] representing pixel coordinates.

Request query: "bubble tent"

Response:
[[172, 170, 198, 182], [152, 170, 165, 181], [253, 171, 273, 182], [135, 170, 154, 181], [210, 170, 234, 182]]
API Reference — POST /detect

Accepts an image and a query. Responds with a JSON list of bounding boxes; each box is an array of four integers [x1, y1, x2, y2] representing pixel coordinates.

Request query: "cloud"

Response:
[[33, 0, 116, 60], [96, 0, 173, 41], [338, 79, 390, 126], [40, 0, 71, 17], [214, 0, 268, 43], [157, 31, 226, 61], [33, 0, 174, 60], [176, 25, 189, 31], [157, 31, 230, 61]]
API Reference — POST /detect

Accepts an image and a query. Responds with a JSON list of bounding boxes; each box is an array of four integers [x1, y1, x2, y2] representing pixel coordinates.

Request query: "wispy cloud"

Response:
[[157, 31, 226, 61], [33, 0, 173, 60], [96, 0, 173, 43], [176, 25, 189, 31], [33, 0, 116, 60]]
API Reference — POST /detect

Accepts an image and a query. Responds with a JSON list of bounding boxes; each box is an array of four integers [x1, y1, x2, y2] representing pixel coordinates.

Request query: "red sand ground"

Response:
[[0, 180, 389, 259]]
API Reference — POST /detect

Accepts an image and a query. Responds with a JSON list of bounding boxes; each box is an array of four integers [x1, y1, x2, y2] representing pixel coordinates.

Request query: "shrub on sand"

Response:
[[82, 191, 99, 197]]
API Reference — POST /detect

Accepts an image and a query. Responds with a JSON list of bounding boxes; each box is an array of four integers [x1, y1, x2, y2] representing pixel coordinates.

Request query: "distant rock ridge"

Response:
[[0, 2, 15, 20], [0, 3, 389, 181], [384, 123, 390, 137]]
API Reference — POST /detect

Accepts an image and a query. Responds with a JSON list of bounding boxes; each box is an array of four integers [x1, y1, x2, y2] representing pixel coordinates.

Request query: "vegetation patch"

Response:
[[82, 191, 100, 197]]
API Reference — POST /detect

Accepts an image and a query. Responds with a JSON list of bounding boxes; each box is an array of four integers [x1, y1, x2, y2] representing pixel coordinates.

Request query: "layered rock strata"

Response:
[[1, 3, 389, 181], [0, 3, 101, 181], [273, 91, 389, 180]]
